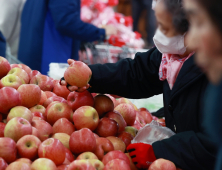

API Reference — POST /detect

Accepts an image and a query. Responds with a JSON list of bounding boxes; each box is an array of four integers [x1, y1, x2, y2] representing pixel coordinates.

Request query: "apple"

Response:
[[53, 80, 70, 99], [57, 165, 69, 170], [0, 114, 2, 122], [124, 126, 138, 137], [38, 138, 66, 166], [102, 150, 130, 166], [94, 95, 114, 117], [16, 135, 41, 160], [29, 70, 41, 80], [91, 93, 97, 97], [0, 137, 17, 163], [148, 159, 177, 170], [45, 91, 57, 99], [31, 158, 57, 170], [64, 61, 92, 88], [31, 119, 53, 141], [7, 67, 29, 84], [0, 56, 11, 79], [135, 114, 146, 127], [0, 75, 22, 89], [0, 123, 6, 137], [105, 111, 127, 134], [19, 64, 32, 75], [46, 102, 73, 125], [88, 159, 104, 170], [52, 133, 70, 149], [152, 116, 159, 121], [4, 117, 32, 142], [114, 104, 136, 126], [38, 91, 47, 105], [5, 161, 31, 170], [73, 106, 99, 131], [106, 136, 126, 152], [0, 87, 22, 114], [67, 160, 95, 170], [69, 128, 96, 155], [30, 75, 54, 91], [138, 108, 153, 124], [105, 94, 117, 107], [95, 117, 119, 137], [43, 96, 67, 108], [94, 137, 114, 160], [67, 91, 94, 111], [15, 158, 32, 166], [0, 157, 8, 170], [157, 118, 166, 127], [76, 152, 98, 160], [116, 98, 133, 106], [7, 106, 33, 123], [31, 127, 40, 138], [132, 119, 143, 130], [53, 118, 75, 135], [10, 64, 22, 69], [125, 153, 138, 170], [63, 147, 75, 165], [32, 112, 46, 121], [29, 105, 46, 115], [93, 133, 99, 139], [32, 117, 44, 121], [118, 132, 134, 148], [103, 159, 131, 170]]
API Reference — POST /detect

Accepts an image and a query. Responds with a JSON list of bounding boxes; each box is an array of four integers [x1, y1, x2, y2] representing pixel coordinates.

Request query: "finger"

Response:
[[67, 59, 75, 65], [77, 86, 87, 92], [68, 86, 78, 91], [61, 80, 67, 86]]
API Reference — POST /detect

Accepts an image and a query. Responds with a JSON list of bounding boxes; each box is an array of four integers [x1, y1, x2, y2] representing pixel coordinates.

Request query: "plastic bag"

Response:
[[131, 120, 175, 145], [48, 63, 69, 80]]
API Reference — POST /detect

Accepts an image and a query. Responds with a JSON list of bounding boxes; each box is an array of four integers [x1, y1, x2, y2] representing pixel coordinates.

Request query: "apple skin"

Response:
[[38, 138, 66, 166], [148, 159, 177, 170], [157, 118, 166, 127], [29, 70, 41, 80], [132, 119, 143, 130], [31, 158, 57, 170], [53, 118, 75, 135], [31, 119, 53, 141], [0, 87, 22, 114], [57, 165, 69, 170], [4, 117, 32, 142], [105, 111, 127, 134], [94, 95, 114, 117], [7, 106, 33, 123], [45, 91, 57, 99], [32, 112, 46, 121], [67, 91, 94, 111], [17, 84, 41, 108], [30, 75, 54, 91], [29, 105, 46, 115], [95, 117, 119, 137], [102, 150, 130, 166], [0, 157, 8, 170], [76, 152, 98, 160], [67, 160, 95, 170], [114, 103, 136, 126], [103, 159, 131, 170], [7, 67, 29, 84], [124, 126, 138, 137], [38, 91, 47, 105], [88, 159, 104, 170], [0, 114, 2, 122], [69, 128, 96, 155], [0, 122, 6, 137], [0, 137, 17, 163], [125, 153, 138, 170], [15, 158, 32, 166], [106, 136, 126, 152], [64, 61, 92, 88], [63, 147, 75, 165], [46, 102, 73, 125], [135, 114, 146, 127], [105, 94, 117, 108], [43, 96, 67, 108], [0, 56, 11, 79], [31, 127, 40, 139], [138, 108, 153, 124], [53, 80, 70, 99], [94, 137, 114, 160], [52, 133, 70, 149], [117, 132, 134, 148], [16, 135, 41, 160], [0, 74, 23, 89], [19, 64, 32, 75], [73, 106, 99, 131], [5, 161, 31, 170]]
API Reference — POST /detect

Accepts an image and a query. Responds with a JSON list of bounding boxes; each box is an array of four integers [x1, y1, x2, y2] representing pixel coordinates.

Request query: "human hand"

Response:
[[103, 24, 117, 36]]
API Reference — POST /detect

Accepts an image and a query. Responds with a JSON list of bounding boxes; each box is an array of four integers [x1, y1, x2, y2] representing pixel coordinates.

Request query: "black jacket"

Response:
[[88, 47, 216, 170]]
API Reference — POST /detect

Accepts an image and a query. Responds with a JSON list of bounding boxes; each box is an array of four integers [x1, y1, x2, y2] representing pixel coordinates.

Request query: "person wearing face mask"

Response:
[[184, 0, 222, 170], [61, 0, 217, 169]]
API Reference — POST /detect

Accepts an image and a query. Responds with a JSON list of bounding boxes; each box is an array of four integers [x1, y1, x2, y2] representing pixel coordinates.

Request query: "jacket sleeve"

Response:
[[88, 47, 164, 99], [48, 0, 105, 42]]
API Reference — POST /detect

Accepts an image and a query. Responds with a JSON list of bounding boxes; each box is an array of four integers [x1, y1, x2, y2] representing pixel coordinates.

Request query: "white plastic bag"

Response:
[[48, 63, 69, 80], [131, 120, 175, 145]]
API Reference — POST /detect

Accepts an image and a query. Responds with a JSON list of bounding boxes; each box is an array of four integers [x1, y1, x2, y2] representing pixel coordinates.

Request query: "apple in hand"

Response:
[[7, 106, 33, 123], [5, 161, 31, 170], [76, 152, 98, 160], [102, 150, 130, 166], [103, 159, 131, 170], [106, 136, 126, 152], [0, 74, 22, 89], [95, 117, 119, 137], [0, 122, 6, 137], [53, 80, 70, 99], [52, 133, 70, 149], [67, 91, 94, 111], [31, 158, 57, 170], [4, 117, 32, 142], [0, 56, 11, 79], [7, 67, 29, 84], [0, 137, 17, 163], [94, 95, 114, 117], [67, 160, 95, 170], [53, 118, 75, 135], [30, 75, 54, 91], [38, 138, 66, 166], [69, 128, 96, 155], [0, 157, 8, 170]]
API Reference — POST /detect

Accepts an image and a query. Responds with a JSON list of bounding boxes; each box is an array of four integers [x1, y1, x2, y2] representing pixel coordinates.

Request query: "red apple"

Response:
[[17, 84, 41, 108], [95, 117, 119, 137], [53, 80, 70, 99], [4, 117, 32, 142], [30, 75, 54, 91], [31, 158, 57, 170], [0, 75, 22, 89], [136, 114, 146, 127], [0, 123, 6, 137], [0, 87, 22, 114], [124, 126, 138, 137], [88, 159, 104, 170], [32, 112, 46, 121], [102, 150, 130, 166], [0, 114, 2, 122], [103, 159, 131, 170], [31, 119, 53, 141], [7, 106, 33, 123], [31, 127, 40, 138], [19, 64, 32, 75], [152, 116, 158, 121], [10, 64, 22, 69], [91, 93, 97, 97], [32, 117, 43, 121], [105, 94, 117, 107], [69, 128, 96, 155], [15, 158, 32, 166], [157, 118, 166, 127], [29, 105, 46, 115], [106, 136, 126, 152], [132, 119, 143, 130], [64, 61, 92, 88], [94, 137, 114, 160], [67, 160, 95, 170], [138, 108, 153, 124], [52, 133, 70, 149], [16, 135, 41, 160], [93, 133, 99, 139], [57, 165, 69, 170], [116, 98, 133, 106], [63, 147, 75, 165], [45, 91, 57, 99], [43, 96, 67, 108], [114, 104, 136, 126], [38, 91, 47, 105], [125, 153, 138, 170], [53, 118, 75, 135], [0, 157, 8, 170], [29, 70, 41, 80], [94, 95, 114, 117], [76, 152, 98, 160], [38, 138, 66, 166], [148, 159, 177, 170], [6, 161, 31, 170], [46, 102, 73, 125], [67, 91, 94, 111], [105, 111, 127, 134], [0, 137, 17, 163], [0, 57, 11, 79], [117, 132, 134, 148], [73, 106, 99, 131], [7, 67, 29, 84]]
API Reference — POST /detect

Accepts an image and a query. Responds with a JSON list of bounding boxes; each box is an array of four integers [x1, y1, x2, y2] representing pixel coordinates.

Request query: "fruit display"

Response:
[[0, 56, 176, 170]]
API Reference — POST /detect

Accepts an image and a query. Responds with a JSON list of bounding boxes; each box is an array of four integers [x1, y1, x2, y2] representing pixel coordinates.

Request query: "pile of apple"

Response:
[[0, 56, 176, 170]]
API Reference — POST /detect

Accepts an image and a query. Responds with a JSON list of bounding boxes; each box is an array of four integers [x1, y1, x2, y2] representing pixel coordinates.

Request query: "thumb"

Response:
[[67, 59, 75, 65]]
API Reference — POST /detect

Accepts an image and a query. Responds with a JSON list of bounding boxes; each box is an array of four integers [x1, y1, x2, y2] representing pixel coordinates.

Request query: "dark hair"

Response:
[[164, 0, 189, 34]]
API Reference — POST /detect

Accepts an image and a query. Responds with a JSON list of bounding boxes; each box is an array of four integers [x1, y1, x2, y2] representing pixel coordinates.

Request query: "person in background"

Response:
[[132, 0, 156, 47], [0, 31, 6, 57], [184, 0, 222, 169], [18, 0, 116, 75], [0, 0, 26, 58], [61, 0, 217, 169]]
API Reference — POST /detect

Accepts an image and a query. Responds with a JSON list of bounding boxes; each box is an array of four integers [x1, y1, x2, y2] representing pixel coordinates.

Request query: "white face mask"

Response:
[[153, 28, 187, 55], [152, 0, 157, 10]]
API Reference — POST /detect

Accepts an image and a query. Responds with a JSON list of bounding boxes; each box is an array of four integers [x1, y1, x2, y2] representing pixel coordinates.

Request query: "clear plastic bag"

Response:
[[131, 120, 175, 145], [48, 63, 69, 80]]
